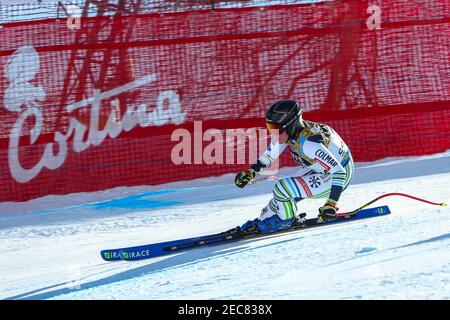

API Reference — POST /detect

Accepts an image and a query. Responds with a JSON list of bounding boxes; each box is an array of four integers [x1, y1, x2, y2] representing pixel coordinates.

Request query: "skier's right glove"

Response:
[[318, 200, 339, 222], [234, 169, 257, 188]]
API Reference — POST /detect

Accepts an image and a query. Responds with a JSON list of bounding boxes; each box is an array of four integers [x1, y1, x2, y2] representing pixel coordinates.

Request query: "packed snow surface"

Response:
[[1, 152, 449, 300]]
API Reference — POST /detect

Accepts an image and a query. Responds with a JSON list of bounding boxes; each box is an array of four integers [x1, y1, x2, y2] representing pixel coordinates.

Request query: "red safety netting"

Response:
[[0, 0, 449, 202]]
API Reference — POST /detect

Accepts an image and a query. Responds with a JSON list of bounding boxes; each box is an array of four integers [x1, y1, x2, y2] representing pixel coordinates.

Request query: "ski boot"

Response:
[[240, 215, 296, 235], [239, 218, 261, 235]]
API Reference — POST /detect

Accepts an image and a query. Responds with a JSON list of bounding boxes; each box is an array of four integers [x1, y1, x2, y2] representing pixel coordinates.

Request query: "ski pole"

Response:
[[249, 175, 280, 185], [337, 193, 447, 218]]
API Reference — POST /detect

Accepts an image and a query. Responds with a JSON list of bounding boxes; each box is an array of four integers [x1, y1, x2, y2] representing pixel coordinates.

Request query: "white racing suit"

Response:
[[244, 120, 354, 233]]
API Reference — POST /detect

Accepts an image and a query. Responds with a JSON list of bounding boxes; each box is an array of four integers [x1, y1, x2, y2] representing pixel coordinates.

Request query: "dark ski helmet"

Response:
[[266, 99, 303, 138]]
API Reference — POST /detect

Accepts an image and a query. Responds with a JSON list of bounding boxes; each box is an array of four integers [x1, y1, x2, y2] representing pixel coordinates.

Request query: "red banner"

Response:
[[0, 0, 449, 202]]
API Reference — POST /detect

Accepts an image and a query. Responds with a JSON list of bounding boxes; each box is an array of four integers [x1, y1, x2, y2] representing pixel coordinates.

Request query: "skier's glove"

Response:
[[318, 201, 339, 222], [234, 169, 257, 188]]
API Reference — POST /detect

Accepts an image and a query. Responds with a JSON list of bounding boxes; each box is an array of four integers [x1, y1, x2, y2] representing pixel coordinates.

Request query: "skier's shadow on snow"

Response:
[[7, 234, 302, 300]]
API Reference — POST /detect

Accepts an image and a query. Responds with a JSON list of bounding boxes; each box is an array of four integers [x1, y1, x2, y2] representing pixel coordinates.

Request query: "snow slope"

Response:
[[0, 152, 449, 300]]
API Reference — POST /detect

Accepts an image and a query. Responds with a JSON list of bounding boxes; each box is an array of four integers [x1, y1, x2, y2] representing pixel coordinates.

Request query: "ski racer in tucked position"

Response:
[[235, 99, 354, 234]]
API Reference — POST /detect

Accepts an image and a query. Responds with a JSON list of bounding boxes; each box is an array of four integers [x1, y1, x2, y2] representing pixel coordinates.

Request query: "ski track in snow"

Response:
[[0, 152, 449, 300]]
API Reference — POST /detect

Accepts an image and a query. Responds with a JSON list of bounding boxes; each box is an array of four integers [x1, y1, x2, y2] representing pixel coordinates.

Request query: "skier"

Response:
[[234, 99, 354, 234]]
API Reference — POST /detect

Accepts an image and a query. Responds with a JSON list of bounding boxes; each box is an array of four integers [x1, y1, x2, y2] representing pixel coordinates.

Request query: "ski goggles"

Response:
[[266, 122, 284, 134], [266, 113, 302, 135]]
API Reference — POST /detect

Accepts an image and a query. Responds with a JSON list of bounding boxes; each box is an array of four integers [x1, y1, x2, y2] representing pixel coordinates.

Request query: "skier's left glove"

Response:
[[318, 201, 339, 222], [235, 169, 257, 188]]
